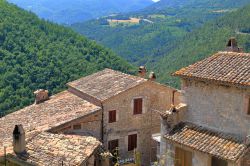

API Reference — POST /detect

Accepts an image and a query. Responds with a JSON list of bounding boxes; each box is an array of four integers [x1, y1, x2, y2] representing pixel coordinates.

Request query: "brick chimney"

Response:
[[138, 66, 147, 78], [13, 125, 26, 154], [34, 89, 49, 104], [149, 72, 156, 81], [226, 37, 243, 52]]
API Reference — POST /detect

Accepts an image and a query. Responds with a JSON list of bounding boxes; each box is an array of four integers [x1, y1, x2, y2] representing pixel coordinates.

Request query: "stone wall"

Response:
[[49, 110, 102, 140], [182, 79, 250, 138], [241, 149, 250, 166], [102, 81, 180, 165]]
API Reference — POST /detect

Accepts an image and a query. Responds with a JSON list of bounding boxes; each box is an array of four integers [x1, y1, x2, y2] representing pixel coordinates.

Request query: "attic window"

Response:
[[73, 124, 81, 130]]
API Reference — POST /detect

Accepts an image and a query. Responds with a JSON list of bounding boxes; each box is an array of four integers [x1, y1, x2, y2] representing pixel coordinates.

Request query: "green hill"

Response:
[[0, 0, 134, 115], [71, 0, 250, 64], [153, 4, 250, 87]]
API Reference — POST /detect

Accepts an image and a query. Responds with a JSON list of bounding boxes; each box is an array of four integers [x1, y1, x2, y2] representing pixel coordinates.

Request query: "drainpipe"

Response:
[[172, 90, 177, 106]]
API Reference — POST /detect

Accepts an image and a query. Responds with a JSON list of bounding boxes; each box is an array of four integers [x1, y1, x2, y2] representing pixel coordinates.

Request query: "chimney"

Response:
[[13, 125, 26, 154], [34, 89, 49, 104], [138, 66, 147, 78], [226, 37, 243, 52], [149, 72, 156, 81]]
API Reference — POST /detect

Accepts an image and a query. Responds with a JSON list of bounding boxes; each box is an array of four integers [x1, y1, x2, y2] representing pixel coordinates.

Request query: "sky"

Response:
[[152, 0, 160, 2]]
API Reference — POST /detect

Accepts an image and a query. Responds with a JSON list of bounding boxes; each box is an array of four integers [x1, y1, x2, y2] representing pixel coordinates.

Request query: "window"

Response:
[[133, 98, 143, 115], [108, 139, 119, 153], [212, 156, 228, 166], [128, 134, 137, 151], [73, 124, 81, 130], [175, 147, 192, 166], [244, 96, 250, 115], [109, 110, 116, 123]]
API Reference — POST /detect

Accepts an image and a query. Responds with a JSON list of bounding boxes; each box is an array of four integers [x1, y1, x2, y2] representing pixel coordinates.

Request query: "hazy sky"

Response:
[[152, 0, 160, 2]]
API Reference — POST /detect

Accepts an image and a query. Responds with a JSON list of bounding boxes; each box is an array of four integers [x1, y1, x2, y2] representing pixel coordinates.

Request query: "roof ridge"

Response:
[[104, 68, 147, 80]]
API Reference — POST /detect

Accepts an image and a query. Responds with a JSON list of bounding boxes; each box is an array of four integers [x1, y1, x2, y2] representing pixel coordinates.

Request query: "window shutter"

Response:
[[113, 110, 116, 122], [138, 99, 142, 114], [134, 100, 138, 114], [128, 134, 137, 151], [109, 110, 116, 123], [109, 111, 112, 123], [134, 98, 143, 114]]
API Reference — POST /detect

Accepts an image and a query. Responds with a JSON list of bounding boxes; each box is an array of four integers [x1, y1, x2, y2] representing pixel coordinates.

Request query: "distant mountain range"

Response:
[[7, 0, 154, 24], [147, 0, 250, 9]]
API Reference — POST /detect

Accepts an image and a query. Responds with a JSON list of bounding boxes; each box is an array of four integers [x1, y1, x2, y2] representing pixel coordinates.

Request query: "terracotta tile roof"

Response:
[[67, 68, 147, 101], [9, 132, 101, 165], [173, 52, 250, 87], [0, 91, 101, 154], [164, 122, 249, 161]]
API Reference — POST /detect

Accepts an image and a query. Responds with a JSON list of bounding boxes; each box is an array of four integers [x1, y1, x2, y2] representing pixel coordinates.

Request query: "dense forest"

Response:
[[7, 0, 154, 24], [152, 4, 250, 87], [71, 0, 250, 64], [0, 0, 134, 115]]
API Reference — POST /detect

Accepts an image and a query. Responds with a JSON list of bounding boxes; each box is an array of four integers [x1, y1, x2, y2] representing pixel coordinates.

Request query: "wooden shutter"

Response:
[[134, 98, 143, 114], [109, 110, 116, 123], [128, 134, 137, 151], [108, 139, 119, 153]]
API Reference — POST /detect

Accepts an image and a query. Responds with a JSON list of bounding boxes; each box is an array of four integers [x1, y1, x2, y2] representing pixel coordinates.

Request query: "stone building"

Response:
[[0, 68, 179, 166], [159, 45, 250, 165], [67, 68, 180, 165]]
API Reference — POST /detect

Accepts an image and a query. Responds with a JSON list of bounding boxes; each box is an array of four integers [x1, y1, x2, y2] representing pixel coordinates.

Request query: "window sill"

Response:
[[108, 121, 117, 124]]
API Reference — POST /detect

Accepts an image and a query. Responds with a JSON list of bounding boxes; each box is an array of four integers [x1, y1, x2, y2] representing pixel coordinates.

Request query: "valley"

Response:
[[71, 0, 250, 64]]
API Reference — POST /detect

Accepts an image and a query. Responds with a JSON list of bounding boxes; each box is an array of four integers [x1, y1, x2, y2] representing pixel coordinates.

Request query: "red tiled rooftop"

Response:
[[173, 52, 250, 87], [165, 122, 249, 161], [0, 90, 101, 154], [8, 132, 101, 165], [67, 68, 147, 101]]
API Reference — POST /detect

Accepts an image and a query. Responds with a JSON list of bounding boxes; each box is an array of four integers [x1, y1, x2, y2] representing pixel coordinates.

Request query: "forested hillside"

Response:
[[72, 0, 250, 64], [7, 0, 154, 24], [153, 4, 250, 87], [0, 0, 134, 115]]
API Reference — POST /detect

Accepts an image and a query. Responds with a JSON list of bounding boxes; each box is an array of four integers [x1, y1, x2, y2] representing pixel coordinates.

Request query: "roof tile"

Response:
[[10, 132, 101, 165], [0, 91, 101, 154], [67, 68, 147, 101], [173, 52, 250, 87], [165, 122, 249, 161]]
